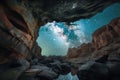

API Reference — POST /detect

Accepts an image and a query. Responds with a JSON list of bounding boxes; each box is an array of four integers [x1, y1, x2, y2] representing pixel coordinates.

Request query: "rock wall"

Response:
[[0, 1, 41, 64], [67, 17, 120, 62], [90, 18, 120, 60], [26, 0, 120, 23], [92, 18, 120, 50], [67, 43, 94, 61]]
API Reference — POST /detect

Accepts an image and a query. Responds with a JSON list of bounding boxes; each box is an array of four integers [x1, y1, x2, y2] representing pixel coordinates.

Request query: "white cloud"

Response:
[[46, 21, 69, 47], [44, 21, 90, 48]]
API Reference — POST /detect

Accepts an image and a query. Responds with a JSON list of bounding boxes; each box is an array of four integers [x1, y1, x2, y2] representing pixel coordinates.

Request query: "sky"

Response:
[[37, 3, 120, 56]]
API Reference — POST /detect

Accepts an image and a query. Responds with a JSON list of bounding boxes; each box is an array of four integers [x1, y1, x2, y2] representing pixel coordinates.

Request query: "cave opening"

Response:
[[37, 3, 120, 56], [0, 1, 120, 80]]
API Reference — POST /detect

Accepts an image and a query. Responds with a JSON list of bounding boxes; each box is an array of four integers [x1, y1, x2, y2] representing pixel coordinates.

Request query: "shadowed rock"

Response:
[[26, 0, 120, 23]]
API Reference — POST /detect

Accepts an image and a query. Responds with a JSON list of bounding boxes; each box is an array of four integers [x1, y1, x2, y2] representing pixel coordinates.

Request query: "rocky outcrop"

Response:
[[77, 60, 120, 80], [67, 18, 120, 80], [78, 61, 109, 80], [0, 1, 42, 80], [92, 18, 120, 50], [0, 59, 30, 80], [77, 38, 120, 80], [26, 0, 120, 23], [67, 18, 120, 61], [18, 56, 71, 80], [91, 37, 120, 60], [0, 0, 41, 64], [67, 43, 94, 62], [20, 65, 58, 80], [90, 18, 120, 59]]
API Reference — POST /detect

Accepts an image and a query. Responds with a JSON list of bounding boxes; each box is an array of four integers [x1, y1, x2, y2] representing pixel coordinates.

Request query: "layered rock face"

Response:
[[67, 17, 120, 61], [91, 18, 120, 59], [92, 18, 120, 50], [67, 43, 94, 62], [67, 18, 120, 80], [0, 1, 42, 80], [26, 0, 119, 23], [0, 1, 41, 64], [77, 37, 120, 80]]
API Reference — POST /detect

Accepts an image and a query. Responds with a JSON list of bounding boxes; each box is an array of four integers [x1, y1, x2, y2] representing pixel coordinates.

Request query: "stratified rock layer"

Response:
[[0, 1, 41, 64], [67, 43, 94, 62], [67, 17, 120, 62], [67, 17, 120, 80], [26, 0, 120, 23], [92, 18, 120, 50]]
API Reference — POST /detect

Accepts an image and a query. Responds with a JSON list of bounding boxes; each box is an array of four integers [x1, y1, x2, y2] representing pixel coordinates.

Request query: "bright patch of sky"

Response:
[[37, 3, 120, 56]]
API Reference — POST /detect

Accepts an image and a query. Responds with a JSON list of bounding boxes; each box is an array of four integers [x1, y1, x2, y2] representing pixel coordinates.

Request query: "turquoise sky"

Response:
[[37, 3, 120, 56]]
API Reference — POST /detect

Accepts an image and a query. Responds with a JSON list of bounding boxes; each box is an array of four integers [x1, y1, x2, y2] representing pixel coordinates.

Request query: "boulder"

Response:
[[19, 65, 57, 80], [48, 60, 71, 75], [0, 59, 29, 80], [78, 62, 109, 80], [106, 61, 120, 80], [91, 37, 120, 60], [37, 69, 58, 80], [108, 51, 120, 61]]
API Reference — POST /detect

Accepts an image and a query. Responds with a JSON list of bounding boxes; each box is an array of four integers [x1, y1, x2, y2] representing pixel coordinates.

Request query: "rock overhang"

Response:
[[25, 0, 120, 23]]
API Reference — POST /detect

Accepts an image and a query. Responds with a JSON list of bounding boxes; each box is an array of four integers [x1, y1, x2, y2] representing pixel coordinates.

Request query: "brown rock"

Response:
[[67, 18, 120, 63], [92, 18, 120, 50], [67, 43, 94, 62], [0, 1, 41, 64]]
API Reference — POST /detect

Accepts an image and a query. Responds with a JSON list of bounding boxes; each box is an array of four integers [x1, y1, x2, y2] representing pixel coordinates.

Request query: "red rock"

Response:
[[0, 1, 41, 64], [92, 18, 120, 50], [91, 37, 120, 61], [67, 18, 120, 62], [67, 43, 94, 61]]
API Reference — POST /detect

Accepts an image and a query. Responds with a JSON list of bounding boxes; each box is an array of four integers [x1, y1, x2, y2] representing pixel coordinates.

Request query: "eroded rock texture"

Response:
[[67, 17, 120, 62], [67, 43, 94, 62], [92, 18, 120, 50], [0, 0, 120, 80], [0, 1, 41, 64], [67, 18, 120, 80], [26, 0, 120, 23]]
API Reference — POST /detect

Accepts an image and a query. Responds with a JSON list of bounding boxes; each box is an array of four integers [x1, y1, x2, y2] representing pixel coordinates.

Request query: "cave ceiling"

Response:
[[26, 0, 120, 23]]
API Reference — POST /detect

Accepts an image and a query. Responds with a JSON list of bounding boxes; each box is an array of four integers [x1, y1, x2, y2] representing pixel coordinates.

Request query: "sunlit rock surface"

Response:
[[92, 17, 120, 50]]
